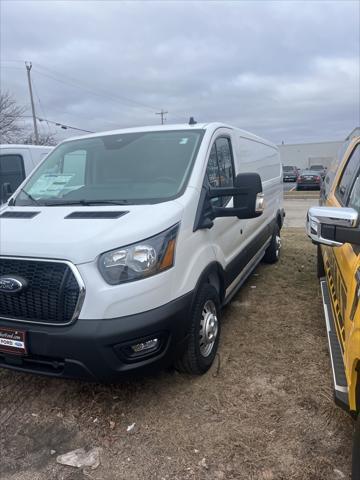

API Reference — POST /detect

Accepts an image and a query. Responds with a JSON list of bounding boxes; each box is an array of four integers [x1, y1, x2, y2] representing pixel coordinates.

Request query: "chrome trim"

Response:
[[309, 206, 359, 228], [320, 280, 348, 394], [306, 206, 359, 247], [0, 256, 86, 326]]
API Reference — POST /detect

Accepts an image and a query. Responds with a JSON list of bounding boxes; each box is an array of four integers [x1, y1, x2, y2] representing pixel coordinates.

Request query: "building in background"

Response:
[[278, 139, 343, 170], [278, 127, 359, 170]]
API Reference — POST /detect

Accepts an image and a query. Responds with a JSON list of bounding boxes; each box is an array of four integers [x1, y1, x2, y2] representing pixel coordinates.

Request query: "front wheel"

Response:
[[175, 284, 221, 375], [353, 414, 360, 480]]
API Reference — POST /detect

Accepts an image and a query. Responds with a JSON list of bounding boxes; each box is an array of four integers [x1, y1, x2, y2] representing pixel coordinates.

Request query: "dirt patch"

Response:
[[0, 229, 353, 480]]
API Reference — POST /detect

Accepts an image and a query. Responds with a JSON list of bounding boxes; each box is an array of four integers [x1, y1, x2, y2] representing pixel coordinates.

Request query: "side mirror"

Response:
[[1, 183, 13, 204], [193, 173, 264, 230], [210, 172, 264, 220], [306, 206, 360, 247]]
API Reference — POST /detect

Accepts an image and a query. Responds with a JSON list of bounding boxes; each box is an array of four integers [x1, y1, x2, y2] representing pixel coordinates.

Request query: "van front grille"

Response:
[[0, 258, 81, 325]]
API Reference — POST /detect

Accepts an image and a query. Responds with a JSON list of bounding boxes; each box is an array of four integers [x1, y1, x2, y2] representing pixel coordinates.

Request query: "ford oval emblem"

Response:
[[0, 276, 26, 294]]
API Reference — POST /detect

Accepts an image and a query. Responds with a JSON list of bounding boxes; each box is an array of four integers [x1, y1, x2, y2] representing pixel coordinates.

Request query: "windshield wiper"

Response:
[[43, 199, 131, 206], [84, 200, 131, 205], [18, 189, 41, 206]]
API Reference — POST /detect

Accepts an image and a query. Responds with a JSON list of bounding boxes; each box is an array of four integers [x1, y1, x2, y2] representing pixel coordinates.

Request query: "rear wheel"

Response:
[[175, 284, 221, 375], [263, 224, 281, 264], [317, 245, 325, 278], [352, 414, 360, 480]]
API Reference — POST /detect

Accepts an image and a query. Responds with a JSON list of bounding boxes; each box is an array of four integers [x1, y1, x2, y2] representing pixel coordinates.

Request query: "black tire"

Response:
[[317, 245, 325, 278], [175, 283, 221, 375], [353, 414, 360, 480], [263, 223, 281, 264]]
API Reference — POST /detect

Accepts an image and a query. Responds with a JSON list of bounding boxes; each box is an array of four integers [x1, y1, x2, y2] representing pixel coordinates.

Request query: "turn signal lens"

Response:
[[160, 238, 176, 270], [255, 193, 265, 213]]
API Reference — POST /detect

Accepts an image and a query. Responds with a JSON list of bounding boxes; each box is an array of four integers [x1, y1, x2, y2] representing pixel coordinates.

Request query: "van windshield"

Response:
[[15, 130, 204, 206]]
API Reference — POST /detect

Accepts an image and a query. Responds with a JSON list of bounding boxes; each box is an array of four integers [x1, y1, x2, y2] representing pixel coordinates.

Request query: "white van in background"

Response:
[[0, 122, 284, 381], [0, 144, 54, 203]]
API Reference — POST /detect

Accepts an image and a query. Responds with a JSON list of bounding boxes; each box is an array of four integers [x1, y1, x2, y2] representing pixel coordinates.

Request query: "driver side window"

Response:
[[205, 137, 234, 207]]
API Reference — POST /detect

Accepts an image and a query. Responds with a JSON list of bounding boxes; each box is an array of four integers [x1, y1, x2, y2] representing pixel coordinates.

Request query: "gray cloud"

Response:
[[1, 0, 359, 143]]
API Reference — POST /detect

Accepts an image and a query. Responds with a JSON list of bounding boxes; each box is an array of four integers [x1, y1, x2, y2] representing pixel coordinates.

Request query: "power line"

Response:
[[37, 117, 94, 133], [1, 59, 185, 121], [1, 60, 165, 114], [33, 64, 160, 113], [15, 115, 93, 133]]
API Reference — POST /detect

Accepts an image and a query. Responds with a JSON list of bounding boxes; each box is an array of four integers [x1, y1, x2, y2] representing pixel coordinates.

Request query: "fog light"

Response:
[[114, 334, 165, 362], [131, 338, 159, 353]]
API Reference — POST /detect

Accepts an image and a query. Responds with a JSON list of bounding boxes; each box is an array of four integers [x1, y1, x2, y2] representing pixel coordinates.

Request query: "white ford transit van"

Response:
[[0, 144, 54, 204], [0, 123, 284, 381]]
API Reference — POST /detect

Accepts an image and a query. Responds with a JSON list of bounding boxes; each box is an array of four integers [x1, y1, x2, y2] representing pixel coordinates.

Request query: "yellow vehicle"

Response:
[[307, 135, 360, 479]]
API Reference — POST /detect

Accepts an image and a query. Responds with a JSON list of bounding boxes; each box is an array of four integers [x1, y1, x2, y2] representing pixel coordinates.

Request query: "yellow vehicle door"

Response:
[[324, 141, 360, 407]]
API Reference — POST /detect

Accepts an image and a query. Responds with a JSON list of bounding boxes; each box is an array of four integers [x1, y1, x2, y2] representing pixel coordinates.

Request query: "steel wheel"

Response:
[[199, 299, 219, 357]]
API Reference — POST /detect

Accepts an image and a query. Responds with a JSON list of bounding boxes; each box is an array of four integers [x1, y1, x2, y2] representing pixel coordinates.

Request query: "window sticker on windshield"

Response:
[[28, 173, 75, 196], [179, 138, 188, 145]]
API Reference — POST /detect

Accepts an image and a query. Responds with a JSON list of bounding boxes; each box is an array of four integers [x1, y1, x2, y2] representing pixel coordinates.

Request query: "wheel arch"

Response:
[[276, 208, 285, 230], [192, 262, 225, 307]]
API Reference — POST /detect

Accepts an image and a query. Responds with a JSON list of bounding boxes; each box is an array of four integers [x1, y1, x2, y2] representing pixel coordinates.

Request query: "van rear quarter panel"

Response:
[[233, 134, 282, 245]]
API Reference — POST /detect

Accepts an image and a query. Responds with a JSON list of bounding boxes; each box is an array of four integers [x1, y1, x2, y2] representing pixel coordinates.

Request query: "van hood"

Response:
[[0, 202, 184, 264]]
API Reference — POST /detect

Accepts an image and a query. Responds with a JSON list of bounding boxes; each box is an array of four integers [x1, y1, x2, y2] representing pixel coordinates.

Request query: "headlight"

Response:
[[98, 224, 179, 285]]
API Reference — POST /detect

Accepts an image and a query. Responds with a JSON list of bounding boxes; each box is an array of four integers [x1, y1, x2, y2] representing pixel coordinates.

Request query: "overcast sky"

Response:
[[1, 0, 359, 144]]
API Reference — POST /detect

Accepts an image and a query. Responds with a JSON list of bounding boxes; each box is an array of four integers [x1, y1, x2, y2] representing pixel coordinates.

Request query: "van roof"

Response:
[[61, 122, 277, 149], [0, 144, 54, 150]]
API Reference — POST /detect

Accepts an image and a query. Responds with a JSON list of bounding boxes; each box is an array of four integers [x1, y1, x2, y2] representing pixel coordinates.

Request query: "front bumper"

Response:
[[0, 292, 193, 382]]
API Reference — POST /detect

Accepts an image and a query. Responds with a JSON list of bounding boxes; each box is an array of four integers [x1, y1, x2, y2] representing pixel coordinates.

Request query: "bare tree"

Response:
[[22, 132, 58, 146], [0, 91, 26, 143]]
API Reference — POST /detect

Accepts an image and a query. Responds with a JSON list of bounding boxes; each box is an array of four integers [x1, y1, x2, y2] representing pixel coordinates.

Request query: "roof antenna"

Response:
[[189, 116, 197, 125]]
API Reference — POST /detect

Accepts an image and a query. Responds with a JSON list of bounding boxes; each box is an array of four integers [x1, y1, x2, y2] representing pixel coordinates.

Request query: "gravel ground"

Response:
[[0, 228, 354, 480]]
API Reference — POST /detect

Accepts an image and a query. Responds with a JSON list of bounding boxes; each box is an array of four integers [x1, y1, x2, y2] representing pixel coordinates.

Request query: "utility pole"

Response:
[[25, 62, 39, 144], [156, 109, 168, 125]]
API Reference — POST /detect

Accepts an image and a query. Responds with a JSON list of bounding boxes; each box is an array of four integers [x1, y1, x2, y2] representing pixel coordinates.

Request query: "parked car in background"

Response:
[[0, 122, 284, 382], [296, 169, 322, 190], [306, 134, 360, 479], [282, 165, 298, 182], [0, 144, 54, 203], [309, 164, 327, 179]]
